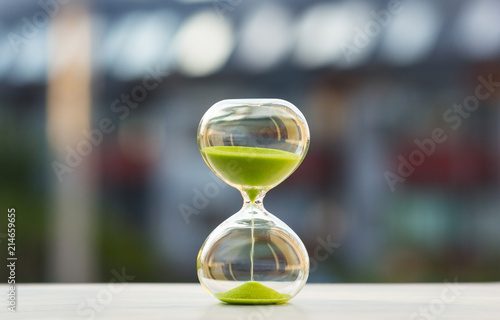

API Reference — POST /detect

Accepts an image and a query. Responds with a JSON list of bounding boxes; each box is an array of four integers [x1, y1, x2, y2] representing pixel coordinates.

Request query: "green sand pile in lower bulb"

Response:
[[215, 282, 292, 305]]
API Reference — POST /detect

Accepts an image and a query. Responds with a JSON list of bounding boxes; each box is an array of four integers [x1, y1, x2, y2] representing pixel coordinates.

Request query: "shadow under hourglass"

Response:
[[198, 302, 307, 320]]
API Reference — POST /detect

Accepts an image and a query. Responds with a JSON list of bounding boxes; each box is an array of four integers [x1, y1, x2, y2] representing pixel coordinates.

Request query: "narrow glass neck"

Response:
[[241, 190, 266, 209]]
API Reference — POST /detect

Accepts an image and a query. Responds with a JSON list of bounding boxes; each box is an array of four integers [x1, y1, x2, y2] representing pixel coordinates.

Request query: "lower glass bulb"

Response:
[[197, 199, 309, 304]]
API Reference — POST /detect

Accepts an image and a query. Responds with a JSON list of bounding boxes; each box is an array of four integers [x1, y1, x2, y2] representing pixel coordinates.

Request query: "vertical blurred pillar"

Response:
[[46, 2, 97, 282]]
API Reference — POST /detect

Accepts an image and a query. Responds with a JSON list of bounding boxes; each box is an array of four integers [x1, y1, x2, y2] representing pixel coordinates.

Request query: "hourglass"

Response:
[[197, 99, 310, 304]]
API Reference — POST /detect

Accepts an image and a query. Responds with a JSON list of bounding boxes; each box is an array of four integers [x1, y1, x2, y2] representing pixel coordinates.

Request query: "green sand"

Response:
[[204, 147, 298, 303], [215, 282, 291, 305], [203, 146, 300, 201]]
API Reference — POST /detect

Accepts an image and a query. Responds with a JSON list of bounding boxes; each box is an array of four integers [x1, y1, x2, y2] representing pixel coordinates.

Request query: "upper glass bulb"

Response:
[[197, 99, 310, 304], [198, 99, 309, 200]]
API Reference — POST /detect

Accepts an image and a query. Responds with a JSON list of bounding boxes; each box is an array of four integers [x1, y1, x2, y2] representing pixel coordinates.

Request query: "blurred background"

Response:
[[1, 0, 500, 283]]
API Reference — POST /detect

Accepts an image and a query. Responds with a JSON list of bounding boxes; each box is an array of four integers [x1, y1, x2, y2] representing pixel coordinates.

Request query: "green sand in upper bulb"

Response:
[[215, 282, 292, 305], [203, 146, 301, 201]]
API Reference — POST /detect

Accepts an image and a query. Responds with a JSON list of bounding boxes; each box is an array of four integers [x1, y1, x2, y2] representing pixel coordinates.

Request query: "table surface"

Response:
[[1, 283, 499, 320]]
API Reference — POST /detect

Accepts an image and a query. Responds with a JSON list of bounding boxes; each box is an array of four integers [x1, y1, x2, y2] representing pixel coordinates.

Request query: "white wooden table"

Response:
[[1, 283, 499, 319]]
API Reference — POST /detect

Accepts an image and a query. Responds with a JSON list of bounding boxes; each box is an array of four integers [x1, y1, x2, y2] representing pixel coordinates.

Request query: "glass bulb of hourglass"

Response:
[[197, 99, 310, 304]]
